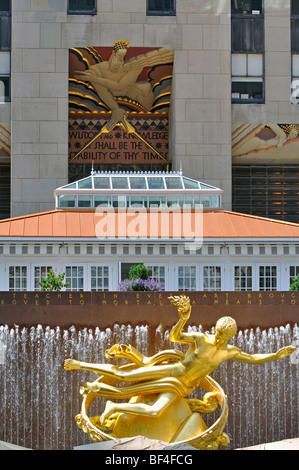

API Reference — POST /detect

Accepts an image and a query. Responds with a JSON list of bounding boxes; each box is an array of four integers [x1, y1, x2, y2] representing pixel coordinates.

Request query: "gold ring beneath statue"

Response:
[[76, 371, 230, 450]]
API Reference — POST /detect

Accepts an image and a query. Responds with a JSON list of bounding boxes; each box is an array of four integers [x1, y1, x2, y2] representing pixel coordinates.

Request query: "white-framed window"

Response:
[[146, 265, 166, 290], [90, 265, 110, 291], [177, 265, 197, 291], [65, 265, 84, 291], [259, 265, 277, 291], [232, 53, 264, 102], [203, 266, 222, 291], [9, 265, 27, 291], [33, 265, 52, 291], [234, 265, 253, 291]]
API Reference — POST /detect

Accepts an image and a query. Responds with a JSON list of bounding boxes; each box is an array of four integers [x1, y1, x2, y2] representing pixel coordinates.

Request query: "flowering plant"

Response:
[[117, 277, 162, 292], [118, 263, 162, 291], [39, 269, 69, 291]]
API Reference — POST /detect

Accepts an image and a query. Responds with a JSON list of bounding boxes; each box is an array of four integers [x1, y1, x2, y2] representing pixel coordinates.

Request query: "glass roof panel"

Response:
[[200, 183, 219, 190], [183, 177, 199, 189], [111, 176, 129, 189], [78, 177, 93, 189], [147, 176, 165, 189], [61, 182, 77, 189], [93, 176, 111, 189], [129, 176, 147, 189], [165, 177, 183, 189]]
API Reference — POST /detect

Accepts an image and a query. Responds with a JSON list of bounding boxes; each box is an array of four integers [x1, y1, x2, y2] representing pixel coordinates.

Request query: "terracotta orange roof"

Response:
[[0, 210, 299, 239]]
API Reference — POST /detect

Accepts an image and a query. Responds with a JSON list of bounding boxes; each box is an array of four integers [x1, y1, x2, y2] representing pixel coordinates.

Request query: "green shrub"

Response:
[[128, 264, 149, 281]]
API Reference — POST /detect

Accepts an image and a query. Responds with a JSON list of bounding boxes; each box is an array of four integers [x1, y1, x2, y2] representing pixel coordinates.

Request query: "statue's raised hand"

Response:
[[276, 345, 296, 359], [168, 295, 191, 320]]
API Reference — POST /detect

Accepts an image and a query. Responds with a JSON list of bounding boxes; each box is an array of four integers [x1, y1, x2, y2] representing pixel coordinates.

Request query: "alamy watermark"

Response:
[[0, 340, 6, 365], [94, 203, 204, 251]]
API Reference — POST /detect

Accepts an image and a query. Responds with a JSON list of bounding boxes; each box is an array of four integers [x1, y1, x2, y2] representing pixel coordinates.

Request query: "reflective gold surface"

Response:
[[65, 295, 295, 449]]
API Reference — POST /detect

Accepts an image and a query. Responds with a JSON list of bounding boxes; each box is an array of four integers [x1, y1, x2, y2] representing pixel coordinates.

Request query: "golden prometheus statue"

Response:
[[64, 295, 295, 450]]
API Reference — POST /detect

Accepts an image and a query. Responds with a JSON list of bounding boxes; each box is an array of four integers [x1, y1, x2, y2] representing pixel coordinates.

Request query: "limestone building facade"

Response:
[[1, 1, 299, 222]]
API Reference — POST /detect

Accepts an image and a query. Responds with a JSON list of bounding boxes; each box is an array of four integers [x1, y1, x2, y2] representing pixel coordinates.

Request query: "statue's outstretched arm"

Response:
[[233, 345, 296, 364]]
